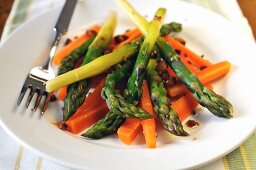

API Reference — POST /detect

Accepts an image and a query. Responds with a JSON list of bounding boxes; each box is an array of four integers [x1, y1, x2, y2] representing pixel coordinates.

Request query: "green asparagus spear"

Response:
[[84, 8, 166, 139], [117, 0, 233, 118], [117, 0, 148, 34], [124, 8, 166, 104], [102, 59, 152, 119], [82, 111, 125, 139], [81, 13, 117, 65], [160, 22, 182, 36], [83, 60, 135, 138], [147, 59, 188, 136], [62, 12, 117, 121], [63, 80, 90, 121], [156, 37, 233, 118], [57, 37, 95, 75]]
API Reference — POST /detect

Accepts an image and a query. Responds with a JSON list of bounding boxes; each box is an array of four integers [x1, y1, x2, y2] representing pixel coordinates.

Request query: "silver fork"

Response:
[[17, 0, 77, 113]]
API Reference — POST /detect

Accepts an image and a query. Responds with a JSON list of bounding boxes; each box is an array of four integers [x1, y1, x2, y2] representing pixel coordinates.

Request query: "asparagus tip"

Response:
[[82, 131, 101, 139], [163, 124, 189, 137], [203, 88, 234, 119]]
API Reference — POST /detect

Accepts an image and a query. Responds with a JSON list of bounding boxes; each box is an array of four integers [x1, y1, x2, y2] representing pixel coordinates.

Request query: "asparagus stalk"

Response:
[[57, 37, 95, 75], [62, 11, 117, 121], [117, 0, 233, 118], [84, 8, 166, 139], [63, 80, 90, 121], [117, 0, 148, 34], [147, 59, 188, 136], [82, 111, 125, 139], [102, 59, 152, 119], [82, 11, 117, 65], [156, 37, 233, 118], [160, 22, 182, 36], [83, 59, 137, 139], [124, 8, 166, 104]]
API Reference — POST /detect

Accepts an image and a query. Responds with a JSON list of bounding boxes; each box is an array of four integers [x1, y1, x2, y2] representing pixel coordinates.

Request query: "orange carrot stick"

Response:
[[56, 86, 67, 101], [196, 61, 231, 83], [125, 28, 141, 37], [167, 61, 230, 97], [117, 118, 142, 145], [68, 78, 106, 121], [165, 35, 213, 68], [66, 101, 109, 134], [140, 81, 156, 148], [171, 93, 198, 121], [53, 25, 101, 66]]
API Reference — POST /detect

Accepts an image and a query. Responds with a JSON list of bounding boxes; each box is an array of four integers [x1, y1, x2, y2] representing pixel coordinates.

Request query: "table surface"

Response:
[[237, 0, 256, 39], [0, 0, 13, 37]]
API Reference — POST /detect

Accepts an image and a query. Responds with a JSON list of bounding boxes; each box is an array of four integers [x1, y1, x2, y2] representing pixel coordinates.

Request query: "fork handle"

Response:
[[42, 0, 77, 70], [42, 30, 64, 70]]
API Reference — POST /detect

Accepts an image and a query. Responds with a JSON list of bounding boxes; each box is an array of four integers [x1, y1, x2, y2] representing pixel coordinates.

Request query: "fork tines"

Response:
[[17, 74, 52, 114]]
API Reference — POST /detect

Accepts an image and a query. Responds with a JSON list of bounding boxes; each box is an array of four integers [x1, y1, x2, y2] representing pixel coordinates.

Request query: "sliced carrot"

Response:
[[68, 78, 106, 121], [196, 61, 231, 83], [117, 118, 142, 145], [142, 119, 156, 147], [124, 28, 141, 37], [66, 101, 109, 134], [206, 83, 213, 90], [140, 80, 156, 148], [56, 86, 67, 101], [165, 35, 213, 68], [171, 93, 198, 122], [53, 25, 101, 66], [140, 81, 154, 114], [65, 77, 107, 134], [167, 61, 230, 97]]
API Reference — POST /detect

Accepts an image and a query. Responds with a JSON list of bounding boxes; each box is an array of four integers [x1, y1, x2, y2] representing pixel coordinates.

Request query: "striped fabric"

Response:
[[0, 0, 255, 169]]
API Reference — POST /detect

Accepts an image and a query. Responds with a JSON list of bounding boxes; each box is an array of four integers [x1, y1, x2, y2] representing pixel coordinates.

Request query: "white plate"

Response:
[[1, 0, 256, 169]]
